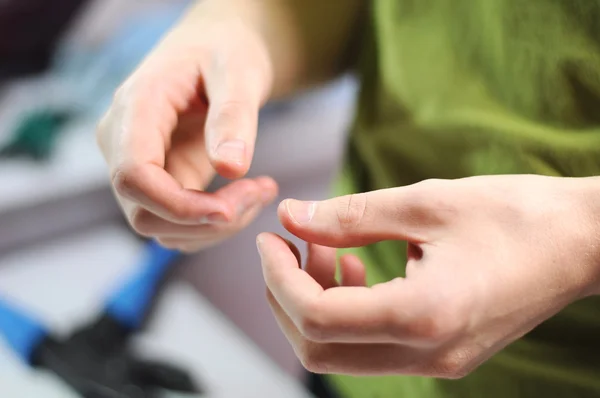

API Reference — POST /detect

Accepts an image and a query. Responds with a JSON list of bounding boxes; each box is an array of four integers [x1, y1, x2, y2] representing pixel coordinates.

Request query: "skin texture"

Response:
[[96, 0, 600, 378], [257, 175, 600, 378], [96, 0, 363, 252]]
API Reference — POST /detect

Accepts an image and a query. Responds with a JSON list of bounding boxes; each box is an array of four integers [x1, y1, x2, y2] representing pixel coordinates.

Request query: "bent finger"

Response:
[[258, 233, 426, 344], [340, 254, 367, 287], [204, 53, 266, 179], [305, 244, 338, 290], [266, 288, 423, 377]]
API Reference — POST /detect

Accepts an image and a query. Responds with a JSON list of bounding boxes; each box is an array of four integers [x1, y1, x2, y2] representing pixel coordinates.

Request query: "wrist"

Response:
[[182, 0, 302, 100], [183, 0, 365, 99], [164, 1, 275, 102], [565, 177, 600, 296]]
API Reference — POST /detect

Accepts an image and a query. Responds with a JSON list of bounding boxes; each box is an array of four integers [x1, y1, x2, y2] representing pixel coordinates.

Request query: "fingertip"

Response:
[[209, 137, 255, 180], [277, 199, 318, 239], [256, 232, 271, 266], [255, 176, 279, 204], [255, 175, 278, 191], [277, 199, 295, 227], [256, 232, 283, 254], [256, 231, 268, 252], [256, 232, 301, 267], [212, 158, 250, 180]]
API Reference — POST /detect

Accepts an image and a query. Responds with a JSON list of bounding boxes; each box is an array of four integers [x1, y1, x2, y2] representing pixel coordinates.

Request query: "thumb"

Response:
[[203, 52, 269, 180], [278, 187, 440, 248]]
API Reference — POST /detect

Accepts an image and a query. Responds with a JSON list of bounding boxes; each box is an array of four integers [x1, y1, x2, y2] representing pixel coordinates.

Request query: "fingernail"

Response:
[[256, 235, 264, 257], [215, 139, 246, 164], [285, 200, 316, 224], [199, 213, 228, 224]]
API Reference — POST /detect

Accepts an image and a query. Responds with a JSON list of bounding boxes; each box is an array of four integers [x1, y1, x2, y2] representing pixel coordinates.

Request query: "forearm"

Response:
[[181, 0, 365, 99]]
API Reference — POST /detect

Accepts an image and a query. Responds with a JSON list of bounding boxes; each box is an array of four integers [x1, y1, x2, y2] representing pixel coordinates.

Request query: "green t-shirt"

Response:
[[327, 0, 600, 397]]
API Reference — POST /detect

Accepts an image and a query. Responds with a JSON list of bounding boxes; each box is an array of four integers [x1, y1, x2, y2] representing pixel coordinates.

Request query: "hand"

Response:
[[257, 175, 600, 378], [96, 7, 277, 252]]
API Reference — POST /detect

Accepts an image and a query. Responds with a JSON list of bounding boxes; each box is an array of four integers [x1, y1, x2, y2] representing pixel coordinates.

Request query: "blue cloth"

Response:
[[0, 298, 47, 363]]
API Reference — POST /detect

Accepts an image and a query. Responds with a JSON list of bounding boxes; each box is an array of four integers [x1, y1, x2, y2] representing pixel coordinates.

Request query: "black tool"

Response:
[[0, 241, 203, 397], [31, 314, 200, 398]]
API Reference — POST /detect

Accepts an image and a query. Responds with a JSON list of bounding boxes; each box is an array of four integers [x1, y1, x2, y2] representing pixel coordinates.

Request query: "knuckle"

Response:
[[113, 78, 135, 103], [335, 193, 368, 231], [168, 203, 197, 221], [298, 344, 330, 374], [430, 349, 473, 379], [405, 179, 459, 224], [416, 178, 444, 189], [407, 311, 462, 343], [298, 316, 326, 342], [129, 208, 154, 235], [111, 164, 143, 199], [297, 302, 329, 342], [113, 77, 156, 116], [408, 315, 445, 341]]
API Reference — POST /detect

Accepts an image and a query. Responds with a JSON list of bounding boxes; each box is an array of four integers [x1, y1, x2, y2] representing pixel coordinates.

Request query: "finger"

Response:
[[277, 183, 448, 247], [212, 177, 270, 219], [165, 153, 214, 191], [282, 238, 302, 266], [132, 177, 275, 237], [203, 53, 267, 179], [340, 254, 366, 287], [305, 244, 338, 289], [152, 182, 275, 253], [164, 110, 215, 191], [266, 288, 423, 376], [254, 175, 279, 205], [258, 233, 425, 344], [103, 75, 232, 225], [113, 164, 233, 225]]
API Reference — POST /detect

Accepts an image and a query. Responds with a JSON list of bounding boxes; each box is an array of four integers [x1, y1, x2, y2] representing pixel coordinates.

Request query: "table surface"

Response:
[[0, 225, 314, 398]]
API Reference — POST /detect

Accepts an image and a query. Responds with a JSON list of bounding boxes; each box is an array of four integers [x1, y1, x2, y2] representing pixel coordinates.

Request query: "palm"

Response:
[[165, 99, 215, 191]]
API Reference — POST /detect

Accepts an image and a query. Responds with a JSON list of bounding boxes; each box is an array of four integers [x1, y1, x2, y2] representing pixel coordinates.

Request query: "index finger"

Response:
[[101, 75, 232, 224], [257, 233, 425, 344], [112, 162, 232, 224]]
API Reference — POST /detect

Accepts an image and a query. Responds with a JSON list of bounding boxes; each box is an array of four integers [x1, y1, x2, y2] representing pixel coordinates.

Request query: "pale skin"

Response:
[[97, 0, 600, 378]]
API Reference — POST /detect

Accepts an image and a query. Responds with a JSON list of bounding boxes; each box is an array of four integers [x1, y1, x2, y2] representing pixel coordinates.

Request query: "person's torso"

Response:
[[330, 1, 600, 396]]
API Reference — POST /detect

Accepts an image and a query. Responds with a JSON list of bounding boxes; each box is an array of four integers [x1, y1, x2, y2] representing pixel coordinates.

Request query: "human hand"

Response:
[[257, 175, 600, 377], [96, 6, 277, 252]]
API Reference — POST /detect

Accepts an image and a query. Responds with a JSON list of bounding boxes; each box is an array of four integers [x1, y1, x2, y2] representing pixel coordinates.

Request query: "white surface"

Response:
[[0, 225, 313, 398], [0, 77, 108, 212]]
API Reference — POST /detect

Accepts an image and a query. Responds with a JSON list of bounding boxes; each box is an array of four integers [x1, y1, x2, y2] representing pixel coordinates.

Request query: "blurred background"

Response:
[[0, 0, 356, 397]]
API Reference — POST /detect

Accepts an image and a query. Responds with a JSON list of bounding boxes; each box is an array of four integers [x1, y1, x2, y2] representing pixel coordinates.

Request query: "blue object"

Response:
[[105, 241, 181, 330], [0, 299, 48, 363], [53, 3, 191, 116]]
